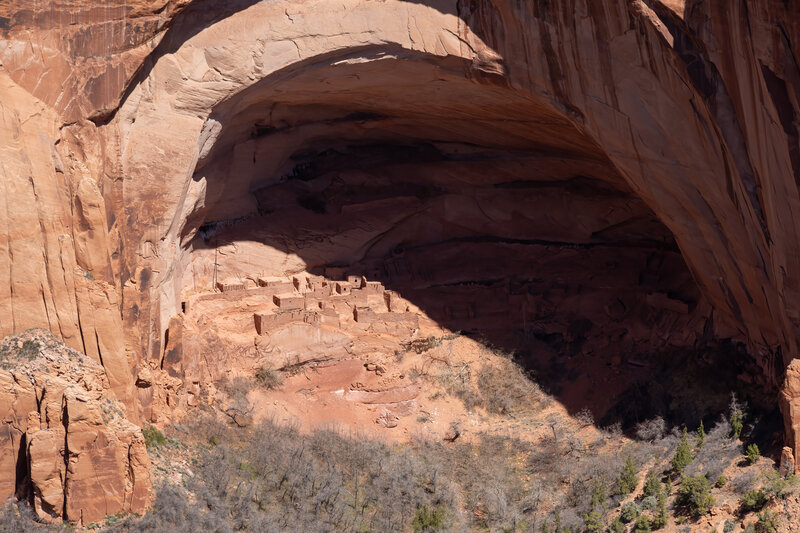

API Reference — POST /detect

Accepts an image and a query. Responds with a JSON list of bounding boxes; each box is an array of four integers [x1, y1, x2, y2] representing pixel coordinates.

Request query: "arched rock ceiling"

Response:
[[113, 0, 799, 373]]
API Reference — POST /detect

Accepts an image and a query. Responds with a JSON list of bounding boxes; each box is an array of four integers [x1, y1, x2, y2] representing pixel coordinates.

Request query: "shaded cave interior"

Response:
[[177, 51, 780, 445]]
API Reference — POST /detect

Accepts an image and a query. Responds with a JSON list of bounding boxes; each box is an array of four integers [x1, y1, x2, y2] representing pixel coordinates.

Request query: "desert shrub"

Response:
[[633, 514, 652, 533], [0, 501, 61, 532], [635, 417, 666, 441], [476, 360, 543, 415], [19, 339, 41, 359], [437, 364, 479, 411], [740, 489, 768, 512], [143, 425, 167, 448], [761, 470, 798, 500], [730, 470, 760, 499], [715, 476, 727, 488], [582, 510, 603, 532], [723, 519, 736, 532], [754, 509, 779, 533], [609, 517, 625, 533], [746, 443, 761, 465], [217, 376, 254, 412], [411, 504, 449, 532], [640, 495, 657, 510], [671, 428, 693, 475], [687, 419, 741, 481], [618, 455, 638, 495], [677, 475, 715, 517], [620, 502, 641, 523], [254, 366, 283, 390], [403, 336, 442, 354], [575, 408, 594, 427]]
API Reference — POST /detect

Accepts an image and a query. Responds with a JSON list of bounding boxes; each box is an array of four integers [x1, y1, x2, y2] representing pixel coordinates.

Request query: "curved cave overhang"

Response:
[[163, 47, 771, 424], [109, 0, 800, 437]]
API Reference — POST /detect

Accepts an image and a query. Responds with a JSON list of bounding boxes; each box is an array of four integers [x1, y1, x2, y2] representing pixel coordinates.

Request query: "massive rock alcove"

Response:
[[177, 48, 716, 420], [7, 0, 800, 522]]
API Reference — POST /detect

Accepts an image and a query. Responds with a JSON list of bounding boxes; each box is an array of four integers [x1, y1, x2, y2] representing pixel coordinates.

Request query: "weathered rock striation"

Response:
[[4, 0, 800, 517]]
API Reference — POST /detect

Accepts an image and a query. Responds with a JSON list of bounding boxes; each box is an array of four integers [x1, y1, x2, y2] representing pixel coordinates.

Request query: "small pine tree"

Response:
[[755, 509, 779, 533], [678, 475, 715, 517], [590, 479, 607, 512], [619, 456, 638, 495], [643, 471, 662, 498], [652, 490, 669, 529], [746, 443, 761, 465], [583, 511, 604, 533], [730, 394, 744, 440], [609, 517, 625, 533], [411, 504, 448, 532], [696, 420, 706, 449], [672, 427, 694, 474]]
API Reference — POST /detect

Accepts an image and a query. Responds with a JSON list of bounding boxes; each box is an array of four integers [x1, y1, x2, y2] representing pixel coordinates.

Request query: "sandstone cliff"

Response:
[[4, 0, 800, 520], [0, 329, 151, 526]]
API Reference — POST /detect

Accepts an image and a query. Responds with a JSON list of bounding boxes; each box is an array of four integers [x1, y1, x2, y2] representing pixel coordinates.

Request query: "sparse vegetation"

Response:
[[143, 425, 167, 448], [6, 329, 780, 533], [110, 417, 541, 532], [741, 489, 768, 512], [754, 509, 780, 533], [254, 366, 283, 390], [411, 504, 449, 532]]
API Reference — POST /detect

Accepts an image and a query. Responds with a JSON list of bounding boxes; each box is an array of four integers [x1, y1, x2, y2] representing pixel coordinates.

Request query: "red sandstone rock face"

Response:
[[4, 0, 800, 514], [0, 329, 151, 526]]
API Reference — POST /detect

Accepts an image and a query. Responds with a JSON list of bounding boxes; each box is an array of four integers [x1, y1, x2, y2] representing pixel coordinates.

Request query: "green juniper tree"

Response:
[[618, 456, 638, 495], [696, 420, 705, 449], [671, 427, 693, 475]]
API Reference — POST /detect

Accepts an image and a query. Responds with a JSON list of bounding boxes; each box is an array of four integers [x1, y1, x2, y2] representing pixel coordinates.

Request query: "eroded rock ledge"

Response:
[[0, 329, 151, 526]]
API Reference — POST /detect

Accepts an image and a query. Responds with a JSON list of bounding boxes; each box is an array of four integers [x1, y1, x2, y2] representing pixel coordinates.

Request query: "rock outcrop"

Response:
[[0, 329, 151, 525], [4, 0, 800, 515]]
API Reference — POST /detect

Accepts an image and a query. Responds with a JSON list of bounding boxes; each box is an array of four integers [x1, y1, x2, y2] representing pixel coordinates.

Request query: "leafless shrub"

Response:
[[575, 408, 595, 427], [730, 468, 760, 495], [635, 417, 667, 441], [0, 501, 60, 532], [437, 363, 479, 411], [686, 419, 741, 481], [254, 366, 284, 390], [476, 362, 544, 415]]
